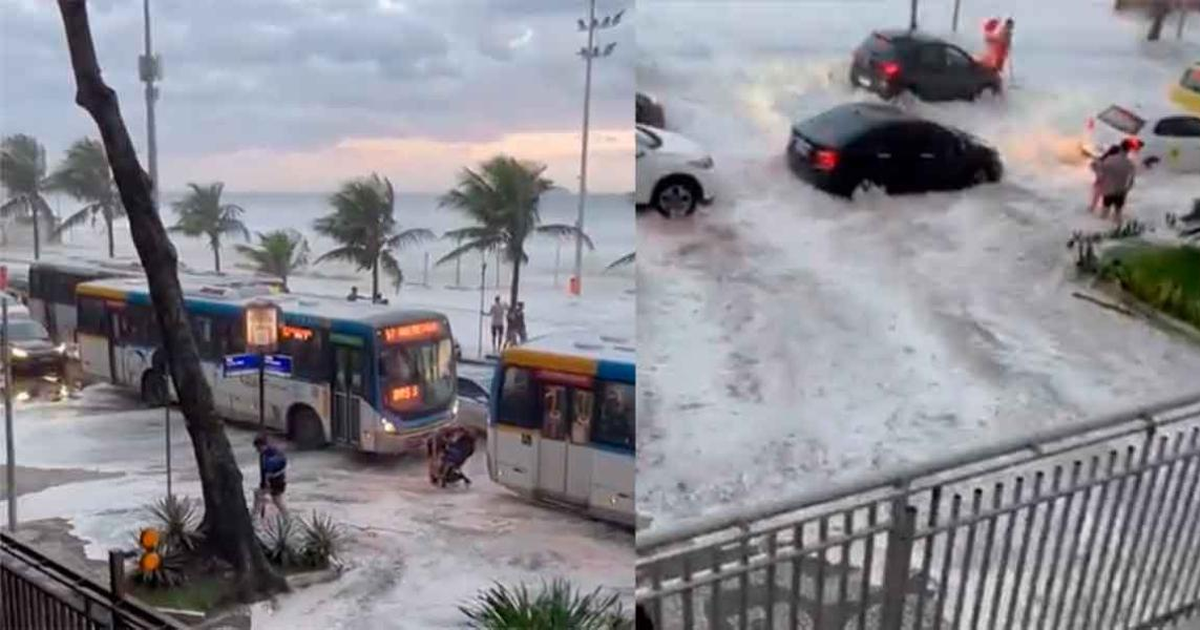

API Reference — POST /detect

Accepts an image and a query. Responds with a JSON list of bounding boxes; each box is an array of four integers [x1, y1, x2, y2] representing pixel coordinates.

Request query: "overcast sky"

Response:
[[0, 0, 633, 193]]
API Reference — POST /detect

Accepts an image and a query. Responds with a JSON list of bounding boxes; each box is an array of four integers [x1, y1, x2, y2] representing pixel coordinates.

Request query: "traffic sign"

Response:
[[263, 354, 292, 377], [223, 353, 260, 377]]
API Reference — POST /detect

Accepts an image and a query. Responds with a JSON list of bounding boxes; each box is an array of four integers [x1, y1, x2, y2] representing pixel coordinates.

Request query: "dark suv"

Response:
[[786, 102, 1003, 198], [850, 30, 1001, 102]]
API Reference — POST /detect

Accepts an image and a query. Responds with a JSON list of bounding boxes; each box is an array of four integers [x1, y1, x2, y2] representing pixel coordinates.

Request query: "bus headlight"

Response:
[[381, 419, 397, 434], [55, 344, 67, 355], [10, 348, 28, 359]]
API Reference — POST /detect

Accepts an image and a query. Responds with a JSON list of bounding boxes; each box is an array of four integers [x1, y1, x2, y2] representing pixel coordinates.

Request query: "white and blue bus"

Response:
[[74, 276, 458, 453], [488, 333, 635, 527]]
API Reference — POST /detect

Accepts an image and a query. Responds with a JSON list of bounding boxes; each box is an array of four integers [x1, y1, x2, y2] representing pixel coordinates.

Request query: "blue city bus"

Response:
[[75, 275, 458, 453]]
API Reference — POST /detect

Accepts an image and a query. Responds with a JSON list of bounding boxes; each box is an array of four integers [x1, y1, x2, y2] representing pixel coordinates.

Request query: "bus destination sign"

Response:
[[382, 321, 441, 344]]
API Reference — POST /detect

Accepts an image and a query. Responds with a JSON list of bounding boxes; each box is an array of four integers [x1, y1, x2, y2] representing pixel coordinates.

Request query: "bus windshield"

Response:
[[379, 336, 456, 413]]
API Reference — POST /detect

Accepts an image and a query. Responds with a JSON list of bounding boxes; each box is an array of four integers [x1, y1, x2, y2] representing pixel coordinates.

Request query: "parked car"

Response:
[[455, 375, 490, 436], [1169, 63, 1200, 115], [636, 124, 716, 218], [849, 29, 1002, 102], [1, 318, 66, 377], [1081, 104, 1200, 173], [786, 102, 1003, 198], [636, 92, 666, 128]]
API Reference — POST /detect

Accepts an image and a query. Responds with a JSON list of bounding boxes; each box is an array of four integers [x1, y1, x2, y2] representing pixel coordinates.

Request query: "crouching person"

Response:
[[426, 425, 477, 488]]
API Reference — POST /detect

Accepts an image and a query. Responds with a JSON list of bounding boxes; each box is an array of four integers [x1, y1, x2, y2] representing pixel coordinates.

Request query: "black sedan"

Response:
[[2, 318, 67, 377], [786, 102, 1003, 198], [850, 30, 1002, 102]]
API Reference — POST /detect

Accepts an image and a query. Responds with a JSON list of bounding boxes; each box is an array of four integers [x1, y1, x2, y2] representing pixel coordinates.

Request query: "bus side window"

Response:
[[542, 385, 567, 440], [498, 367, 537, 429], [571, 390, 594, 445], [593, 382, 634, 450], [77, 298, 106, 336]]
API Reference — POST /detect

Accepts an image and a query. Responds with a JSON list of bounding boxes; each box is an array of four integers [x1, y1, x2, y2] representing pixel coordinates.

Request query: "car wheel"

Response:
[[1144, 156, 1160, 170], [653, 177, 701, 219], [854, 178, 875, 197], [289, 406, 327, 450], [974, 84, 1000, 102], [971, 168, 990, 185], [140, 370, 168, 407]]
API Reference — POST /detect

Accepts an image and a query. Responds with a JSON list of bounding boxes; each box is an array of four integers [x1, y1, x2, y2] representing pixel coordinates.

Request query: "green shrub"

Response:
[[257, 513, 302, 568], [299, 511, 344, 570], [460, 579, 631, 630], [148, 495, 204, 555]]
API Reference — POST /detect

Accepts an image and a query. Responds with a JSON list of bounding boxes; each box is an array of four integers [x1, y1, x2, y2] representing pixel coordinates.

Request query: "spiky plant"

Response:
[[299, 511, 345, 569], [147, 495, 204, 555], [460, 579, 630, 630], [130, 534, 187, 588], [257, 513, 302, 568]]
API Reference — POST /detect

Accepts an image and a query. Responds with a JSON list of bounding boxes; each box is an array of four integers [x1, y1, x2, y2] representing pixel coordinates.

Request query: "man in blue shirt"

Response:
[[253, 435, 288, 518]]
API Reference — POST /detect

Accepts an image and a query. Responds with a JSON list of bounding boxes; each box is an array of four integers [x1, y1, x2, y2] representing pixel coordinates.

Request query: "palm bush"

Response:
[[234, 229, 309, 290], [169, 182, 250, 274], [439, 155, 592, 307], [313, 174, 434, 298], [147, 495, 204, 555], [1, 133, 57, 258], [130, 535, 187, 588], [298, 511, 345, 569], [46, 137, 124, 257], [257, 513, 302, 568], [460, 579, 630, 630]]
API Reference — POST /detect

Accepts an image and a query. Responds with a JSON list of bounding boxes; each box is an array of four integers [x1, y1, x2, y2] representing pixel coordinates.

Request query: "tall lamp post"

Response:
[[3, 295, 15, 532], [245, 301, 280, 431], [570, 1, 624, 296]]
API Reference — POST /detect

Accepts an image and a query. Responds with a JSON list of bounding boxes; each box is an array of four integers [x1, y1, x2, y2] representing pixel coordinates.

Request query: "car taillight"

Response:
[[881, 62, 900, 79], [813, 150, 839, 171], [1127, 136, 1143, 151], [1086, 118, 1095, 131]]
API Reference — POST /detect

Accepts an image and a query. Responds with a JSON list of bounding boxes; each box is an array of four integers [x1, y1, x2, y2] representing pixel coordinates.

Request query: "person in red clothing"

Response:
[[981, 17, 1014, 74]]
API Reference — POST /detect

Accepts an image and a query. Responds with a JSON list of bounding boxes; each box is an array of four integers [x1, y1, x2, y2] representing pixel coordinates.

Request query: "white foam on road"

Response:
[[638, 0, 1200, 525]]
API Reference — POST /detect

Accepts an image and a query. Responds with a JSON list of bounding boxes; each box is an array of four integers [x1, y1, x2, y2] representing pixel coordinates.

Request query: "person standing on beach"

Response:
[[1093, 139, 1137, 223], [485, 296, 507, 353]]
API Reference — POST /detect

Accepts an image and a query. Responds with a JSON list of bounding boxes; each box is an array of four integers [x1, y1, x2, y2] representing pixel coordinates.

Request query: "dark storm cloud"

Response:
[[0, 0, 631, 187]]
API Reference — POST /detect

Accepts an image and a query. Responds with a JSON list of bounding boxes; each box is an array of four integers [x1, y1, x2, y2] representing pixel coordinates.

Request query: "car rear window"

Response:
[[858, 34, 895, 58], [1098, 105, 1145, 134], [1182, 67, 1200, 92], [795, 107, 876, 148]]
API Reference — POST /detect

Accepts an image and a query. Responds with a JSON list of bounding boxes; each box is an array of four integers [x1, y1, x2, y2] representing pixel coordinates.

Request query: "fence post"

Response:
[[881, 500, 917, 630], [108, 549, 125, 599]]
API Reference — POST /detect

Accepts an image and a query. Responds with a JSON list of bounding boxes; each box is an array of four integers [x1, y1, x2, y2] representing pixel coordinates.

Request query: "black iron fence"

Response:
[[637, 392, 1200, 629], [1, 531, 183, 630]]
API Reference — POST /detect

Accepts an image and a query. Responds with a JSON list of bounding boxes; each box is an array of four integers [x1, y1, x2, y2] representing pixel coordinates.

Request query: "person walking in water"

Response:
[[1089, 144, 1121, 212], [1092, 139, 1137, 223], [253, 435, 288, 519], [513, 301, 528, 344], [347, 286, 360, 301], [485, 296, 507, 354]]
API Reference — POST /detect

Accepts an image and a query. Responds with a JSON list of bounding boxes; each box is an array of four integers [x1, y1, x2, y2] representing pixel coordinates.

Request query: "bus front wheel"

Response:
[[289, 407, 326, 450]]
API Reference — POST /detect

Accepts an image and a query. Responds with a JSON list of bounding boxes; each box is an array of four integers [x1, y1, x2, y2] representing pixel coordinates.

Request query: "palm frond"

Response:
[[379, 251, 404, 292], [537, 224, 594, 250], [313, 245, 367, 268], [606, 252, 635, 271], [52, 203, 102, 236], [435, 236, 505, 266], [387, 228, 436, 251]]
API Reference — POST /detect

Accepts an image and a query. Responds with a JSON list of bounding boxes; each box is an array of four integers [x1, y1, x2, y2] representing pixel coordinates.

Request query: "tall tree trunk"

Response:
[[212, 235, 221, 274], [372, 258, 380, 299], [1148, 0, 1170, 40], [105, 212, 114, 258], [55, 0, 286, 599], [509, 253, 521, 311], [31, 199, 40, 260]]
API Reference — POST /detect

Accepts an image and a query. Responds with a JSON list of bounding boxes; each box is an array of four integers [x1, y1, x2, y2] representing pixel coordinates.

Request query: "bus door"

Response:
[[106, 308, 120, 383], [535, 373, 594, 505], [330, 342, 364, 445]]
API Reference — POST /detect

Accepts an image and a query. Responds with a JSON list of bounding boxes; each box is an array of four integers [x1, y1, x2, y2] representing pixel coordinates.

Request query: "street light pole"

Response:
[[571, 1, 623, 296], [477, 256, 487, 358], [141, 0, 160, 207], [3, 297, 16, 531]]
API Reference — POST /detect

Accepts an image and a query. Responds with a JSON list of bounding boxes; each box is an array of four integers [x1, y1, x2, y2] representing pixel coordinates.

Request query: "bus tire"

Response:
[[288, 406, 326, 450], [140, 370, 168, 407]]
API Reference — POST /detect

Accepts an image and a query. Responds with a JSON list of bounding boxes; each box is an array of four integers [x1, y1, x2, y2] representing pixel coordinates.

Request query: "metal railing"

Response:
[[637, 392, 1200, 629], [2, 531, 184, 629]]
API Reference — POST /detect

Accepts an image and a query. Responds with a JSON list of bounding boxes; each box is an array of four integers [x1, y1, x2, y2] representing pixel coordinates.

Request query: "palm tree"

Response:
[[234, 229, 309, 291], [169, 182, 250, 274], [439, 155, 592, 307], [606, 252, 634, 271], [1, 133, 56, 259], [313, 174, 435, 298], [47, 137, 124, 257]]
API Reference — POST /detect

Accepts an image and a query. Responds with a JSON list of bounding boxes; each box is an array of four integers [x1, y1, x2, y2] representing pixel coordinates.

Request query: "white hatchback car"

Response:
[[635, 124, 717, 218], [1082, 104, 1200, 173]]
